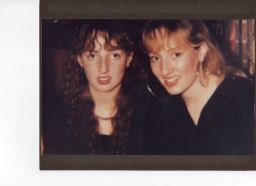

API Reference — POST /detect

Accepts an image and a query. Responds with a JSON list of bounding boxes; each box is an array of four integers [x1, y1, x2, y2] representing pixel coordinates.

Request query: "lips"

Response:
[[163, 76, 179, 87], [97, 76, 111, 85]]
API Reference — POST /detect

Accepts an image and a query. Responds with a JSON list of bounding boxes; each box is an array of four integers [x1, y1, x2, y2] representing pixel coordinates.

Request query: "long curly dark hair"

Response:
[[63, 20, 138, 154]]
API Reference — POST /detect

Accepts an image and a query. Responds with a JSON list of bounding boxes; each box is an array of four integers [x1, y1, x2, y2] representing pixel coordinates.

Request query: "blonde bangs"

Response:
[[143, 27, 191, 53]]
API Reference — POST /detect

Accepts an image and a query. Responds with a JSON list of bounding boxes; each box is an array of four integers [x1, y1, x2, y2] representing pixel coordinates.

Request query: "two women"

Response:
[[42, 20, 254, 155]]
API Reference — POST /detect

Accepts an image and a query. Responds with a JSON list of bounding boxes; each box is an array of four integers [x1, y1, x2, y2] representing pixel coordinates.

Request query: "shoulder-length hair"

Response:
[[142, 20, 226, 79]]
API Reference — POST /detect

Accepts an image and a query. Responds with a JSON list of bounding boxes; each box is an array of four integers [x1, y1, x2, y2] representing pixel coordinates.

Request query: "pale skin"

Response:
[[77, 34, 133, 135], [149, 36, 222, 125], [183, 75, 221, 125]]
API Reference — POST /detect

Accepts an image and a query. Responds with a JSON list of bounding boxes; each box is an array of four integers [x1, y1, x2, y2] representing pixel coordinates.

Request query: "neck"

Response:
[[181, 75, 222, 125], [89, 85, 120, 118], [182, 75, 220, 105], [182, 78, 205, 106]]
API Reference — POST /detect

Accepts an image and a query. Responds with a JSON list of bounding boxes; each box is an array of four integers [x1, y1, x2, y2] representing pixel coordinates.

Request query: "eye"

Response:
[[109, 50, 123, 61], [112, 52, 121, 59], [172, 52, 182, 59], [85, 51, 96, 60], [149, 55, 160, 63]]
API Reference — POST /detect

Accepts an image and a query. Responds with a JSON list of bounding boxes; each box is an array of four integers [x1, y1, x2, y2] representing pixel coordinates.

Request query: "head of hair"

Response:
[[142, 20, 226, 79], [63, 20, 137, 154]]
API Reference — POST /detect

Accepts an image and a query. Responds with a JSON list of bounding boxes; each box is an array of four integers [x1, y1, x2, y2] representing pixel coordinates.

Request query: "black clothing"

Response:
[[42, 74, 254, 155], [143, 94, 187, 154], [175, 76, 255, 154], [42, 80, 150, 155]]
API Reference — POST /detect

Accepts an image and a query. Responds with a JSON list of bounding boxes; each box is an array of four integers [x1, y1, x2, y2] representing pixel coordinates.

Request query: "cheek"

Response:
[[111, 62, 126, 78], [179, 55, 198, 75], [150, 63, 161, 78], [82, 65, 96, 81]]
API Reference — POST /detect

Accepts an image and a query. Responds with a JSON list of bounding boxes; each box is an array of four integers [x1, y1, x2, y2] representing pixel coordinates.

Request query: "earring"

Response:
[[197, 62, 208, 87], [145, 71, 171, 99], [145, 72, 156, 97]]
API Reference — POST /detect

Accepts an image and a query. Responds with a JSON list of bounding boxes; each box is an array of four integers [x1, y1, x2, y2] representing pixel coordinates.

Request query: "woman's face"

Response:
[[77, 35, 133, 94], [148, 33, 207, 97]]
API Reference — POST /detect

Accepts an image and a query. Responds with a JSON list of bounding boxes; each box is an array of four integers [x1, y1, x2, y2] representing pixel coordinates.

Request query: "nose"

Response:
[[160, 57, 172, 76], [99, 57, 109, 74]]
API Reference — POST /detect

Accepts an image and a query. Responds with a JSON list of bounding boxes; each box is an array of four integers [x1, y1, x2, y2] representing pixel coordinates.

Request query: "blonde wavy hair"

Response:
[[142, 20, 226, 81]]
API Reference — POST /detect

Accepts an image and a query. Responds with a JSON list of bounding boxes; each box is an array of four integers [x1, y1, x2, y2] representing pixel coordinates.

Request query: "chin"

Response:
[[165, 87, 181, 96], [97, 87, 114, 92], [98, 85, 121, 93]]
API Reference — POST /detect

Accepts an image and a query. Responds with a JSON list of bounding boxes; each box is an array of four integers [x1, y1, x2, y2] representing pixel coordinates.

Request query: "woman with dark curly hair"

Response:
[[46, 20, 147, 155]]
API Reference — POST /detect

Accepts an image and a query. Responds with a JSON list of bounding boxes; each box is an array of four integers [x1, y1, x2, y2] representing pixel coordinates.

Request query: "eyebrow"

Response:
[[84, 48, 123, 53], [149, 47, 182, 54], [84, 49, 97, 53], [107, 47, 123, 52]]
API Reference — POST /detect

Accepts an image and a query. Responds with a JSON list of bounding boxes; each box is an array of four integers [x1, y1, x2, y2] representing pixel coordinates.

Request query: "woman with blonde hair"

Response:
[[142, 20, 254, 154]]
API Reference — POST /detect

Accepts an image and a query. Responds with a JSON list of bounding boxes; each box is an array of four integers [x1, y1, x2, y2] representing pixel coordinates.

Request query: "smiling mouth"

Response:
[[163, 76, 179, 87], [97, 76, 111, 85]]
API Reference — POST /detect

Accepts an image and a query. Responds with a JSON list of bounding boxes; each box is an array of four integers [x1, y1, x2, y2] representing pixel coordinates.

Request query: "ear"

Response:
[[76, 55, 84, 67], [126, 52, 134, 68], [198, 42, 208, 63]]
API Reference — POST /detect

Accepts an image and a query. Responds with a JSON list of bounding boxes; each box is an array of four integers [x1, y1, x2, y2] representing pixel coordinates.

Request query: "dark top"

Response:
[[42, 75, 254, 155], [94, 134, 112, 154], [143, 94, 186, 154], [42, 80, 150, 155], [174, 76, 255, 155]]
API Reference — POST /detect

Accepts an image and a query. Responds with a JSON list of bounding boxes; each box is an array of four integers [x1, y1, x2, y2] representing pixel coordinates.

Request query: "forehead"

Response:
[[145, 28, 192, 53], [84, 31, 118, 51]]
